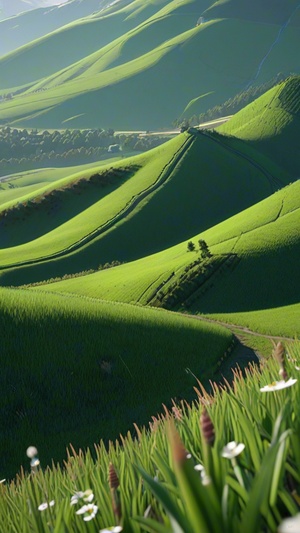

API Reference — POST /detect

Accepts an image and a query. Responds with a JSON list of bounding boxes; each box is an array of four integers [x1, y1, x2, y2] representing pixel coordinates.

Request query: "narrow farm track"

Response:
[[181, 312, 295, 343], [201, 130, 284, 192], [0, 134, 194, 271]]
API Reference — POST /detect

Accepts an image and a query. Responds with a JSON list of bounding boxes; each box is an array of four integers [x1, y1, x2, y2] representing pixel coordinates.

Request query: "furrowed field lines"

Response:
[[0, 286, 232, 477]]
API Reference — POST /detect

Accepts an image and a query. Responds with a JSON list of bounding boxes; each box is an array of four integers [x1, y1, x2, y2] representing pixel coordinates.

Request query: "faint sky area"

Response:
[[0, 0, 69, 20]]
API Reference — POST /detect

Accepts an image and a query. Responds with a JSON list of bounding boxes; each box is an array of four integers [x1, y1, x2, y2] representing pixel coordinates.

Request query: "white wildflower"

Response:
[[278, 513, 300, 533], [260, 378, 297, 392], [222, 441, 245, 459], [38, 500, 55, 511], [194, 463, 211, 486], [76, 503, 98, 521]]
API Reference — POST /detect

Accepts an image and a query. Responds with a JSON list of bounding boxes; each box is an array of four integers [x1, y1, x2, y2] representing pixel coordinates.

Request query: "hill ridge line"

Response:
[[201, 130, 284, 191], [0, 134, 194, 272]]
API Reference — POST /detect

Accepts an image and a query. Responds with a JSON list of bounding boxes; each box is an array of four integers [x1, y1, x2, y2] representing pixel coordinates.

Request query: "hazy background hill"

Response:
[[0, 0, 128, 55], [0, 0, 68, 21], [0, 0, 299, 130]]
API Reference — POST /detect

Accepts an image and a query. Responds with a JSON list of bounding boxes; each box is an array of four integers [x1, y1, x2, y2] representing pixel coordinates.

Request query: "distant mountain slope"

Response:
[[202, 0, 300, 25], [0, 0, 174, 89], [0, 0, 299, 129], [0, 0, 68, 21], [0, 0, 129, 56], [220, 75, 300, 177]]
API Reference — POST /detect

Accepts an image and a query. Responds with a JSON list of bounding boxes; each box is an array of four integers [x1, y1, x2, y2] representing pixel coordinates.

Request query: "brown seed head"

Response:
[[109, 463, 119, 490], [200, 409, 215, 446]]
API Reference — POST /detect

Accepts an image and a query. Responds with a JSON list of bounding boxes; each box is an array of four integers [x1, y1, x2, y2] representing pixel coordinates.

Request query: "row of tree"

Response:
[[0, 127, 169, 174]]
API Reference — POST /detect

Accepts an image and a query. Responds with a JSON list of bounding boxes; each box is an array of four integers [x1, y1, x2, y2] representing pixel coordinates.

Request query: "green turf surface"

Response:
[[0, 284, 232, 477]]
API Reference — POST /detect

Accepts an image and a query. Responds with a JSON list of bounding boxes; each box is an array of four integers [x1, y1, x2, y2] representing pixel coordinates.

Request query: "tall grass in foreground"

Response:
[[1, 341, 299, 532]]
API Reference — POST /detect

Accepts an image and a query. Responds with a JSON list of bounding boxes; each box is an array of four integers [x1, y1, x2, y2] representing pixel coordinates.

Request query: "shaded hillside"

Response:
[[0, 285, 232, 476], [203, 0, 300, 25], [220, 75, 300, 177], [0, 0, 299, 129]]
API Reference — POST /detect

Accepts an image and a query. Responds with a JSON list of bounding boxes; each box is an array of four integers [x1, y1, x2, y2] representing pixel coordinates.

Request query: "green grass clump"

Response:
[[0, 340, 299, 532], [0, 285, 232, 478]]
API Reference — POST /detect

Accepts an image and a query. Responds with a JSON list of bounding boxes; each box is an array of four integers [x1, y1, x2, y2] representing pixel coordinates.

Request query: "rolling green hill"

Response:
[[220, 75, 300, 177], [34, 179, 300, 337], [0, 118, 291, 286], [0, 0, 299, 129]]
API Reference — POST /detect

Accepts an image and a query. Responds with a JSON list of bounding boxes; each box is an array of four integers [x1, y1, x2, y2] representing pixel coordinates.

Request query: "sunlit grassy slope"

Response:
[[220, 75, 300, 177], [0, 124, 290, 285], [0, 285, 232, 477], [36, 179, 300, 335], [0, 0, 299, 129], [0, 157, 121, 207]]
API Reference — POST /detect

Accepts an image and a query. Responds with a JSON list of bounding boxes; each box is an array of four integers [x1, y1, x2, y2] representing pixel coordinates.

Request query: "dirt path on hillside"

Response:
[[182, 312, 295, 343], [177, 311, 296, 378]]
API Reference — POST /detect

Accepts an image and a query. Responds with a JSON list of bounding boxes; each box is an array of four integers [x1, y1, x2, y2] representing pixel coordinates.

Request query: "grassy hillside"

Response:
[[0, 123, 291, 286], [210, 303, 300, 338], [0, 0, 299, 129], [220, 75, 300, 177], [0, 285, 232, 477], [34, 179, 300, 335], [203, 0, 300, 25]]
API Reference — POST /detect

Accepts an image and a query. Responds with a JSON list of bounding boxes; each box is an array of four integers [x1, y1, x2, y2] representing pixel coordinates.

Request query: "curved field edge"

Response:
[[0, 285, 232, 476], [207, 303, 300, 338]]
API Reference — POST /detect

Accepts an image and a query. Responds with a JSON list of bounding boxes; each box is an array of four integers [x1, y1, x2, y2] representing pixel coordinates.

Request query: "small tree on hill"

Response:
[[198, 239, 212, 259], [187, 241, 195, 252]]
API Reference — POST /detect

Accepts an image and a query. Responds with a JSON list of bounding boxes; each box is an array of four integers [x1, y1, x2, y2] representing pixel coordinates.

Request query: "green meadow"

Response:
[[0, 3, 300, 529]]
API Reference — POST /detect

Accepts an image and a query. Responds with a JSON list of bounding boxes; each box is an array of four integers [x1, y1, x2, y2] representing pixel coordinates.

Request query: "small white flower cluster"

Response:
[[70, 489, 98, 522]]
